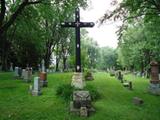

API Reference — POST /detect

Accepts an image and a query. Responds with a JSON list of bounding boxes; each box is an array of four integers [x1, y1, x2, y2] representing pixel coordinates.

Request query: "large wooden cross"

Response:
[[61, 8, 94, 72]]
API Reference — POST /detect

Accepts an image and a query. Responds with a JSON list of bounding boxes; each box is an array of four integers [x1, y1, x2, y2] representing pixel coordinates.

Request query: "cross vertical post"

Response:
[[61, 8, 94, 72]]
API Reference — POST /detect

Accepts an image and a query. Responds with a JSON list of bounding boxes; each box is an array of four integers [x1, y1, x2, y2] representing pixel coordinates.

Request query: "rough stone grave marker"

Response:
[[70, 91, 95, 117], [133, 97, 144, 105]]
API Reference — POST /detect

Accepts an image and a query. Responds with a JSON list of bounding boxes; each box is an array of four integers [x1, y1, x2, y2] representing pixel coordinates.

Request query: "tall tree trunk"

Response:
[[140, 57, 144, 76], [55, 56, 59, 72], [63, 57, 67, 72], [1, 32, 10, 71]]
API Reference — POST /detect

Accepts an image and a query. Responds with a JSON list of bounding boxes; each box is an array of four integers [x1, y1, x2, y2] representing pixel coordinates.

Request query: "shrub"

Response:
[[84, 85, 100, 101], [56, 84, 73, 101]]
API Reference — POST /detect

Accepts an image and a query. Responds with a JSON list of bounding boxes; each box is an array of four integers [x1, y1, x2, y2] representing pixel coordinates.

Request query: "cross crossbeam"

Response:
[[61, 8, 94, 72]]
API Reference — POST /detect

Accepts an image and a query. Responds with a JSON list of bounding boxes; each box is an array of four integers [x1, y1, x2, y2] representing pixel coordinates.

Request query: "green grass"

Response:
[[0, 72, 160, 120]]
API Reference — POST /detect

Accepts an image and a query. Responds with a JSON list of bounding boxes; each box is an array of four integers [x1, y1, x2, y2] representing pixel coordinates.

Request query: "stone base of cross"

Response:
[[71, 72, 85, 89]]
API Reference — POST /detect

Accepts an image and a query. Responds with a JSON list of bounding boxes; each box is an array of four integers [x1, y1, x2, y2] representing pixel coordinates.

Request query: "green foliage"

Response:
[[81, 30, 100, 69], [56, 84, 73, 101], [97, 47, 118, 70], [84, 85, 100, 101], [100, 0, 160, 72]]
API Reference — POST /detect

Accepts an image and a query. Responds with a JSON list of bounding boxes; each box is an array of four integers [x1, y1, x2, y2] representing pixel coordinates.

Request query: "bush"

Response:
[[84, 85, 100, 101], [56, 84, 73, 101], [56, 84, 100, 102]]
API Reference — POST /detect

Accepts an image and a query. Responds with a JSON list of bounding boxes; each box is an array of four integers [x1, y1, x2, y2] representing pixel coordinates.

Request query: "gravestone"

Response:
[[46, 69, 49, 73], [70, 91, 95, 117], [18, 67, 22, 77], [149, 61, 160, 95], [133, 97, 144, 105], [32, 77, 42, 96], [23, 68, 32, 82], [21, 69, 26, 79], [117, 71, 123, 83], [38, 64, 41, 72], [123, 81, 132, 90], [110, 70, 115, 76], [39, 59, 48, 87], [10, 63, 13, 72], [14, 67, 19, 78]]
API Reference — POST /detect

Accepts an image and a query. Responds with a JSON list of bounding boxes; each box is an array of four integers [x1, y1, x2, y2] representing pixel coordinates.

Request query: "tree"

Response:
[[0, 0, 42, 70], [0, 0, 89, 70]]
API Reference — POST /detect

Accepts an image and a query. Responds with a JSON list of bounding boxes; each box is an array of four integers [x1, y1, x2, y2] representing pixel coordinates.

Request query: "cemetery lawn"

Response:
[[0, 72, 160, 120]]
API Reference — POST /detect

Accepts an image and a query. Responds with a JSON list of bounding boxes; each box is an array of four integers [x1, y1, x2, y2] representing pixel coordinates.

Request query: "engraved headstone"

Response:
[[149, 61, 160, 95], [23, 68, 32, 82], [38, 64, 41, 72], [32, 77, 42, 96], [39, 59, 48, 87], [10, 63, 13, 72], [21, 69, 26, 79], [150, 61, 159, 83], [14, 67, 19, 78], [18, 67, 22, 77], [41, 59, 45, 72], [39, 72, 48, 87]]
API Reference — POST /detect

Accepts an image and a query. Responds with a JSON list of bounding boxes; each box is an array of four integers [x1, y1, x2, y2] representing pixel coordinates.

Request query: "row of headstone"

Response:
[[112, 70, 133, 90], [30, 59, 48, 96], [14, 67, 32, 82]]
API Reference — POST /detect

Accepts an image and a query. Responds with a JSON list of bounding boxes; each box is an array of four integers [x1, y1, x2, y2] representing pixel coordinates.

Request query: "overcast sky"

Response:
[[81, 0, 122, 48]]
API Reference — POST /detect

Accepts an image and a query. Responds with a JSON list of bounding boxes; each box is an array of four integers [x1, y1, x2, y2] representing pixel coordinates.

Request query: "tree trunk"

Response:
[[63, 57, 67, 72], [0, 32, 10, 71], [55, 56, 59, 72]]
